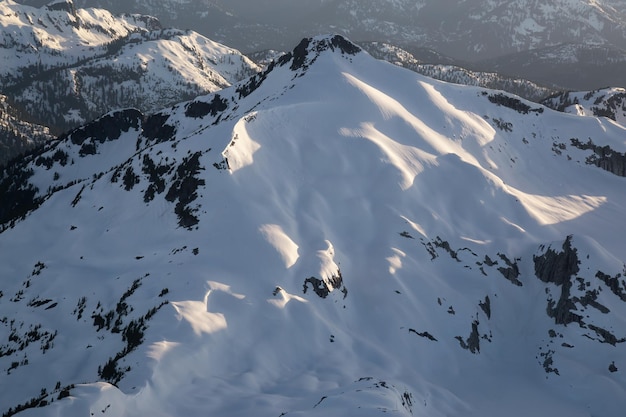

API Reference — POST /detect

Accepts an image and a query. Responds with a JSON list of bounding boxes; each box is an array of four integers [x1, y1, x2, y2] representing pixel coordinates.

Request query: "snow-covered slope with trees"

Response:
[[15, 0, 626, 90], [0, 95, 54, 166], [22, 0, 626, 59], [0, 0, 260, 133], [543, 87, 626, 126], [360, 42, 557, 102], [1, 35, 625, 417]]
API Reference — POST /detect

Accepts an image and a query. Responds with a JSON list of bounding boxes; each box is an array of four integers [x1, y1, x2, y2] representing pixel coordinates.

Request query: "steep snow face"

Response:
[[0, 35, 625, 417], [0, 0, 260, 133]]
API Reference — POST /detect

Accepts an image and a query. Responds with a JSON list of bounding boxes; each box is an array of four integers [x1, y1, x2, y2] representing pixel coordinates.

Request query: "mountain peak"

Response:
[[45, 0, 76, 15], [286, 34, 362, 71], [233, 34, 362, 100]]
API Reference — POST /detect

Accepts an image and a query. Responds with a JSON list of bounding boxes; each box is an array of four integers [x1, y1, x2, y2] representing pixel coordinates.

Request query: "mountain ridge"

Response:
[[23, 0, 626, 60]]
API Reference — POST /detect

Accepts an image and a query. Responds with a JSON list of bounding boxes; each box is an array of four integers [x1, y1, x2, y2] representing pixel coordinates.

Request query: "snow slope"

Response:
[[0, 35, 625, 417]]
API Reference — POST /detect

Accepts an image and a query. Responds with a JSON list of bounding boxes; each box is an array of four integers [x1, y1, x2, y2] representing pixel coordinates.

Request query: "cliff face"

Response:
[[534, 236, 582, 325]]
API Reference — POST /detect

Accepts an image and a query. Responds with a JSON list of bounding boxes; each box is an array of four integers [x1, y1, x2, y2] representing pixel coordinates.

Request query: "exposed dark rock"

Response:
[[78, 142, 96, 156], [534, 236, 583, 325], [590, 93, 626, 120], [587, 324, 626, 346], [164, 152, 205, 229], [479, 296, 491, 319], [409, 328, 438, 341], [595, 271, 626, 302], [497, 253, 523, 286], [122, 167, 139, 192], [290, 38, 312, 71], [303, 270, 346, 299], [535, 238, 580, 285], [213, 158, 229, 170], [35, 149, 68, 170], [575, 289, 610, 314], [329, 35, 362, 55], [540, 349, 560, 375], [45, 0, 77, 16], [492, 118, 513, 132], [185, 94, 228, 119], [455, 320, 481, 354], [423, 237, 460, 262], [141, 155, 172, 202], [487, 93, 544, 114], [0, 162, 40, 227], [483, 255, 497, 267], [60, 109, 142, 148], [285, 36, 361, 73], [570, 137, 626, 177], [609, 362, 618, 372], [91, 276, 168, 385], [236, 64, 273, 99], [70, 185, 84, 207], [141, 113, 176, 144]]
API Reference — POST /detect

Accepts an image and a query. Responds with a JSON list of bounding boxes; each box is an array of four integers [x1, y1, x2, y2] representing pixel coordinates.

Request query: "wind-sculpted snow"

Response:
[[0, 35, 625, 417]]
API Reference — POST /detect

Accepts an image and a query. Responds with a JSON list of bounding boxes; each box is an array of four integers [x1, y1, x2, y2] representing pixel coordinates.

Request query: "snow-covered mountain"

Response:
[[22, 1, 626, 59], [360, 42, 557, 102], [543, 87, 626, 125], [249, 42, 557, 102], [475, 42, 626, 91], [0, 0, 260, 133], [1, 35, 626, 417], [15, 0, 626, 90]]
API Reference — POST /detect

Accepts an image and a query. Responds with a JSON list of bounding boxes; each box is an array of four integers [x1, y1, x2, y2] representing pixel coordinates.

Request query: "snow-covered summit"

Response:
[[44, 0, 77, 14], [0, 35, 625, 417]]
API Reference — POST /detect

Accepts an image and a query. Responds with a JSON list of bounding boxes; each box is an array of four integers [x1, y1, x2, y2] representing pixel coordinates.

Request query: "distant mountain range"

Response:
[[359, 42, 558, 102], [0, 0, 259, 162], [14, 0, 626, 90], [1, 34, 625, 417]]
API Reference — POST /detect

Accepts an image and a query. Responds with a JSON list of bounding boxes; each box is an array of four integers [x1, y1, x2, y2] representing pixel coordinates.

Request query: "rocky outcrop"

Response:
[[533, 236, 581, 325], [570, 138, 626, 178], [60, 109, 142, 151], [303, 270, 348, 299]]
